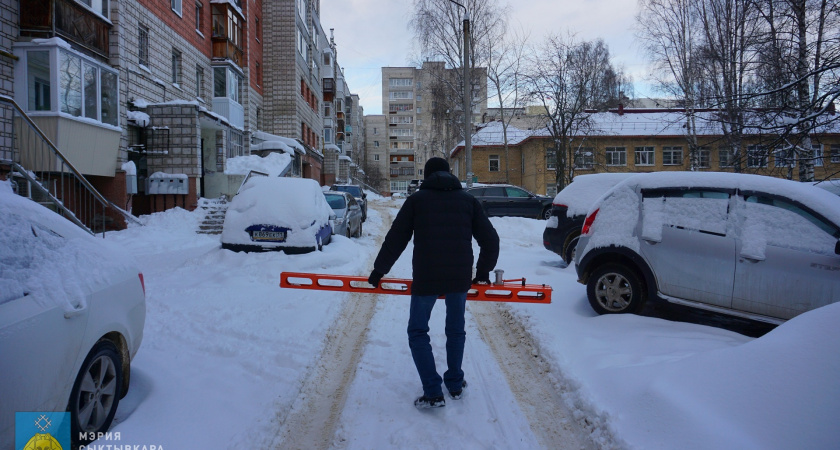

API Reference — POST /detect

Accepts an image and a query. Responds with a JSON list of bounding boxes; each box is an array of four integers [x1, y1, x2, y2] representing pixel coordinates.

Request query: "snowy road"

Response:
[[101, 195, 839, 449]]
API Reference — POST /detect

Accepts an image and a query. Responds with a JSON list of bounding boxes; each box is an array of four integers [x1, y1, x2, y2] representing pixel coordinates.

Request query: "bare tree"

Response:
[[523, 35, 630, 191], [637, 0, 708, 170], [486, 26, 530, 183]]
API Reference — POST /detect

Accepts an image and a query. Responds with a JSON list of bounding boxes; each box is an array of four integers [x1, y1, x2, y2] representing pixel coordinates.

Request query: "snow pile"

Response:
[[0, 181, 136, 311], [225, 152, 292, 177], [553, 173, 637, 216], [121, 160, 137, 176], [221, 177, 333, 247], [127, 110, 150, 127]]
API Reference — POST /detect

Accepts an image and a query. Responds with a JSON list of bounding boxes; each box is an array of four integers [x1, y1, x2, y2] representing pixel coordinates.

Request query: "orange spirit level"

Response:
[[280, 271, 552, 304]]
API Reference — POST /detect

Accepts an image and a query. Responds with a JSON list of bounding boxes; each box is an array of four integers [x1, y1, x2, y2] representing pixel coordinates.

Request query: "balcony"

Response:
[[21, 0, 111, 59], [212, 97, 244, 129], [212, 38, 244, 67], [212, 4, 244, 67]]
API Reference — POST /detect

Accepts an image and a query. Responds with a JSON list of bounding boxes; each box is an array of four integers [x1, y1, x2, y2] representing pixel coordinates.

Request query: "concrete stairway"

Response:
[[196, 198, 228, 235]]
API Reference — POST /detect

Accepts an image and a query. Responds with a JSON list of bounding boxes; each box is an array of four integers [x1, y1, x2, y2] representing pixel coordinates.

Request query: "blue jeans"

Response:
[[407, 292, 467, 398]]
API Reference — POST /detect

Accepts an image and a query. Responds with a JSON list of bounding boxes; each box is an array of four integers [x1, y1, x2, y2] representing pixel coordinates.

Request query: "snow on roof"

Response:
[[252, 131, 306, 155], [29, 37, 72, 50], [324, 144, 341, 152], [127, 110, 150, 127], [338, 155, 352, 161], [450, 121, 545, 156], [225, 152, 292, 177]]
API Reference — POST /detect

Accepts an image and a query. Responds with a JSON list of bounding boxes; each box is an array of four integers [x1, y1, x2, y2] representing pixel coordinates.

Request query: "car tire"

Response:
[[541, 207, 552, 220], [69, 340, 123, 445], [587, 263, 646, 314], [564, 235, 580, 264]]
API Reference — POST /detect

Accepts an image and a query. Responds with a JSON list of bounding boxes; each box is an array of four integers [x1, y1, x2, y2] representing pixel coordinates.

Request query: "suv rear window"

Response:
[[333, 186, 362, 197]]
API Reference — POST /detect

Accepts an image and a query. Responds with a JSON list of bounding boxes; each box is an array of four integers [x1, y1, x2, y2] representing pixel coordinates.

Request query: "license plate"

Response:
[[252, 230, 286, 241]]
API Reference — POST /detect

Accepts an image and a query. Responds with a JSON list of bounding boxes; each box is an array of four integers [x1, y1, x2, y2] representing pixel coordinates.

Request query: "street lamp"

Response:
[[448, 0, 472, 186]]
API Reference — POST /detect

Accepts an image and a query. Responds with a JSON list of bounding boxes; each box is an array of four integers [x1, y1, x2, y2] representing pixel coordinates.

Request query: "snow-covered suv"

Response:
[[574, 172, 840, 324]]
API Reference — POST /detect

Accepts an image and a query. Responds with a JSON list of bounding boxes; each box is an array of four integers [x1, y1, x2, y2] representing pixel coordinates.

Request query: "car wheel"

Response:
[[564, 235, 580, 264], [587, 263, 646, 314], [69, 340, 123, 444], [541, 207, 552, 220]]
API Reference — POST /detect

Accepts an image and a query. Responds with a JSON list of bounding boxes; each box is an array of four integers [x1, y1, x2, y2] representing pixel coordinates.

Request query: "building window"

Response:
[[213, 66, 241, 103], [719, 147, 735, 168], [27, 51, 51, 111], [228, 129, 244, 158], [25, 48, 117, 126], [195, 2, 203, 32], [297, 0, 306, 21], [324, 127, 333, 143], [374, 154, 380, 160], [389, 78, 413, 87], [256, 61, 262, 87], [390, 128, 413, 137], [389, 91, 413, 100], [374, 141, 380, 147], [416, 107, 422, 113], [605, 147, 626, 166], [489, 155, 500, 172], [416, 94, 422, 102], [390, 116, 413, 124], [662, 146, 682, 166], [813, 144, 824, 167], [171, 49, 182, 85], [697, 147, 710, 168], [546, 150, 556, 169], [195, 66, 204, 99], [171, 0, 182, 16], [747, 145, 768, 168], [774, 147, 795, 168], [255, 17, 261, 42], [297, 27, 308, 61], [831, 144, 840, 163], [138, 25, 150, 67], [575, 148, 594, 169], [635, 146, 655, 166]]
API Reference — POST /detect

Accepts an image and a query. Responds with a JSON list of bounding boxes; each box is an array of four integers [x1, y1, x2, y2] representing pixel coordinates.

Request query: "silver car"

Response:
[[324, 191, 363, 238], [575, 172, 840, 324]]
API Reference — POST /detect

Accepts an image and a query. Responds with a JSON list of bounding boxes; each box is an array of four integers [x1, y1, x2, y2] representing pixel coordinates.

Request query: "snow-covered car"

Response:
[[575, 172, 840, 324], [0, 182, 146, 446], [324, 191, 363, 238], [330, 184, 368, 222], [543, 173, 635, 263], [466, 184, 554, 220], [221, 177, 334, 253]]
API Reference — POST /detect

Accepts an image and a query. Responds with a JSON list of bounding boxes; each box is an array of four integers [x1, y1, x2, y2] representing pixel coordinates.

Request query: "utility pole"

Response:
[[463, 12, 472, 187]]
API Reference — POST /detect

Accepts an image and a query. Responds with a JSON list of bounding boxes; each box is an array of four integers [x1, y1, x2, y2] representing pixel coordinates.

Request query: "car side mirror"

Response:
[[330, 213, 337, 220], [362, 193, 367, 199]]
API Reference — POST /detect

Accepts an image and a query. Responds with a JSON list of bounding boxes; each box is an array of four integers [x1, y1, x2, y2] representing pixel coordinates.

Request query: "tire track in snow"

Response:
[[470, 301, 611, 449], [270, 203, 392, 450]]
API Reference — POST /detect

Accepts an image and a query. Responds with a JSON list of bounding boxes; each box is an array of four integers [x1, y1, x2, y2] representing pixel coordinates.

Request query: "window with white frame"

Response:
[[213, 66, 241, 103], [719, 147, 735, 168], [832, 144, 840, 163], [546, 150, 556, 169], [489, 155, 500, 172], [79, 0, 110, 19], [297, 28, 308, 61], [635, 146, 655, 166], [747, 145, 768, 168], [813, 144, 824, 167], [374, 141, 379, 148], [389, 91, 413, 100], [323, 127, 332, 143], [697, 147, 710, 168], [416, 107, 422, 113], [662, 146, 683, 165], [774, 147, 795, 168], [195, 66, 204, 99], [297, 0, 306, 21], [171, 0, 182, 16], [605, 147, 626, 166], [575, 148, 594, 169], [390, 116, 413, 124], [171, 49, 182, 85], [389, 78, 413, 87], [389, 103, 413, 113], [374, 154, 380, 160], [390, 128, 413, 137], [23, 47, 118, 126], [195, 2, 203, 32]]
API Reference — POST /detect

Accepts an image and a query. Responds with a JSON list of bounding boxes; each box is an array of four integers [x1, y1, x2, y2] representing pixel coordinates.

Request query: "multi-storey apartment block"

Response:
[[363, 114, 387, 192], [381, 61, 487, 194]]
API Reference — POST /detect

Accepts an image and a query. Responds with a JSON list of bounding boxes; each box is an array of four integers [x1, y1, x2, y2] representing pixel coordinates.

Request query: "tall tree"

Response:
[[523, 35, 629, 191]]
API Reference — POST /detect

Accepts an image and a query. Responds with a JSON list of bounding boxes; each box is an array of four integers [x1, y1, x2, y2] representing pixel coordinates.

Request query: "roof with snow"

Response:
[[252, 131, 307, 155]]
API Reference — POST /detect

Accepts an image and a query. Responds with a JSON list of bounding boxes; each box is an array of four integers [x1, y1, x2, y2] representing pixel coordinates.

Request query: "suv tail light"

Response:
[[581, 208, 599, 236], [553, 203, 568, 208], [139, 273, 146, 296]]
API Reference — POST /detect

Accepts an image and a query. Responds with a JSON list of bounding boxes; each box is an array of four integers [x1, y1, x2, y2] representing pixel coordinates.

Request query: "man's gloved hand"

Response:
[[472, 271, 491, 285], [368, 269, 384, 287]]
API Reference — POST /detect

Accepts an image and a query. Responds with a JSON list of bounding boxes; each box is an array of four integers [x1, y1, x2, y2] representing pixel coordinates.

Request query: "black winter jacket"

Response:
[[373, 171, 499, 295]]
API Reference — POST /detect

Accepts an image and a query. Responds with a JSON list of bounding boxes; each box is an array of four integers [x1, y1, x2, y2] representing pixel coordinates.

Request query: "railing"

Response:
[[20, 0, 111, 59], [0, 95, 128, 234]]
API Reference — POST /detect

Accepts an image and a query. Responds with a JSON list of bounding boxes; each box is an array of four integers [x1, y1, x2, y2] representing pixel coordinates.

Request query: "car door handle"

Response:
[[64, 303, 88, 319], [740, 257, 763, 263], [642, 239, 659, 245]]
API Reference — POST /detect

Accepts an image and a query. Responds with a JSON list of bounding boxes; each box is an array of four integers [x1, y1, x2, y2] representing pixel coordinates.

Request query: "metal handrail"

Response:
[[1, 95, 109, 205], [9, 161, 90, 231]]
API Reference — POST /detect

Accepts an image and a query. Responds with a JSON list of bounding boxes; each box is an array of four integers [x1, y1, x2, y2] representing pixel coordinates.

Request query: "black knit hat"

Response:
[[424, 157, 450, 179]]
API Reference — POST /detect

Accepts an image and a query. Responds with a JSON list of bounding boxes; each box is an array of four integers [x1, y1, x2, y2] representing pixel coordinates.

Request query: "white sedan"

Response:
[[0, 182, 146, 446]]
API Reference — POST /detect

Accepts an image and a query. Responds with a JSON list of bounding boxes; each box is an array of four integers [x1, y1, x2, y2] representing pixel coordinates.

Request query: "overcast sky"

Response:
[[321, 0, 653, 115]]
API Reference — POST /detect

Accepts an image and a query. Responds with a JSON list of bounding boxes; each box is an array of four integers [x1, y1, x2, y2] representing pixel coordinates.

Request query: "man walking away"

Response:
[[368, 157, 499, 409]]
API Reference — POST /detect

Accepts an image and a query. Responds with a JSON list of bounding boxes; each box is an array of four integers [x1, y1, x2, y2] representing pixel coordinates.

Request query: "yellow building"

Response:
[[450, 110, 840, 196]]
